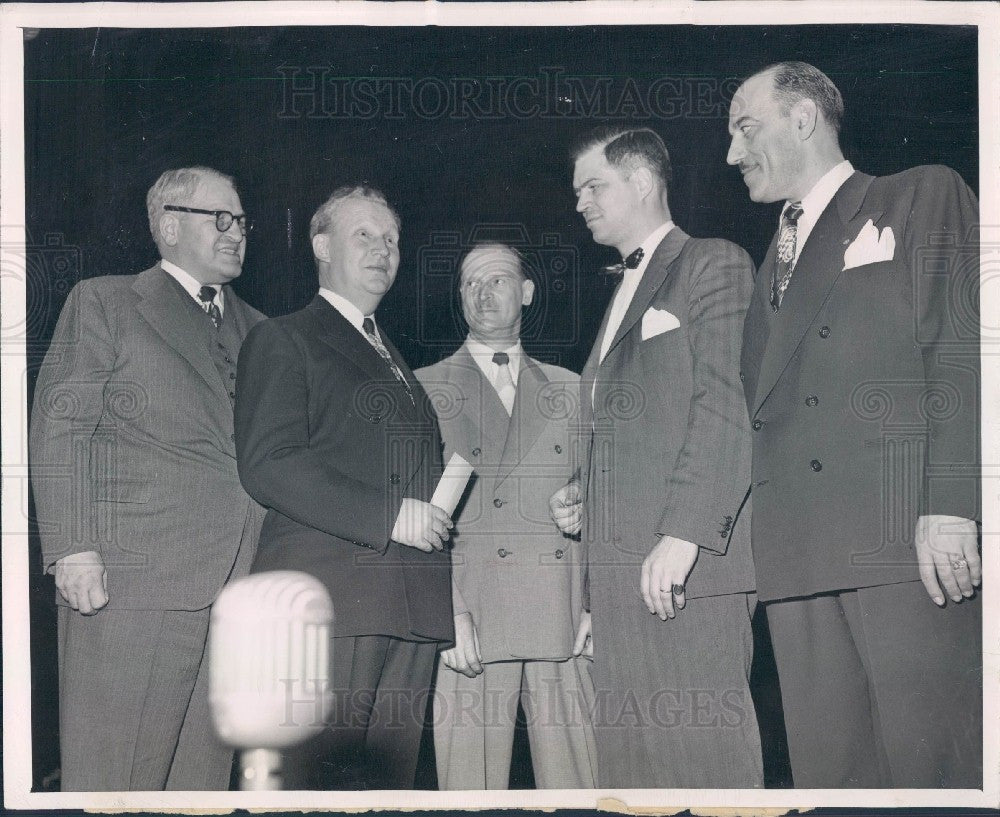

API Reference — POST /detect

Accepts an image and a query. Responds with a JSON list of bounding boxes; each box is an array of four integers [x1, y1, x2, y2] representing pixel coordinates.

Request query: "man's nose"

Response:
[[575, 193, 589, 213], [726, 136, 744, 166], [370, 238, 389, 256]]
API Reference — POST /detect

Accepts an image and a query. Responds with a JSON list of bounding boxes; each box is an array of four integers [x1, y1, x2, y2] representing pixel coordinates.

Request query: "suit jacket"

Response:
[[580, 228, 756, 600], [235, 294, 453, 642], [415, 347, 585, 663], [741, 165, 980, 602], [29, 265, 266, 610]]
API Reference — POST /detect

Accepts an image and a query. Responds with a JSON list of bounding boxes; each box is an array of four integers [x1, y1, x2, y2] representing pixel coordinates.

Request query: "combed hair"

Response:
[[757, 61, 844, 134], [460, 243, 527, 282], [570, 126, 673, 191], [309, 184, 401, 240], [146, 166, 234, 241]]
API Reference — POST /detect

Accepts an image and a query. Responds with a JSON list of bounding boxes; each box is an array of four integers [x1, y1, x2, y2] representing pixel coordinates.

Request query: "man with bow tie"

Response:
[[30, 166, 266, 789], [549, 127, 762, 788], [416, 243, 596, 790], [728, 61, 981, 787], [234, 185, 454, 789]]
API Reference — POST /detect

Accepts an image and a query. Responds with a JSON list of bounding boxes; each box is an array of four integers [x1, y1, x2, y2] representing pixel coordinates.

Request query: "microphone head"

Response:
[[209, 570, 334, 749]]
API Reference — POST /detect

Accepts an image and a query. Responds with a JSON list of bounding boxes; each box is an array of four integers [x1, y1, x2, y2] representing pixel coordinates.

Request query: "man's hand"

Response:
[[549, 481, 583, 535], [572, 611, 593, 658], [440, 611, 483, 678], [640, 535, 699, 620], [915, 514, 981, 606], [54, 550, 109, 615], [391, 498, 453, 552]]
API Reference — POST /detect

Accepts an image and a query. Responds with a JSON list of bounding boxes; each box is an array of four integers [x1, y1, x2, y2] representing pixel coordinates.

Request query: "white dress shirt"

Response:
[[465, 335, 522, 395], [161, 258, 224, 316], [598, 220, 675, 363], [785, 160, 854, 266]]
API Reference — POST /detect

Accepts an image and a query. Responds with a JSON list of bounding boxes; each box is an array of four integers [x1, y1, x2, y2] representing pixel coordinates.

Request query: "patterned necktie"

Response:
[[492, 351, 516, 415], [771, 202, 805, 311], [197, 285, 222, 328], [602, 246, 645, 276], [362, 317, 413, 404]]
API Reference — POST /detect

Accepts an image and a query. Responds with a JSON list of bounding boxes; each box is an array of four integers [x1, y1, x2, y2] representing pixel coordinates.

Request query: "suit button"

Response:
[[493, 498, 503, 508], [370, 414, 381, 424], [810, 459, 823, 472], [229, 390, 236, 399], [471, 447, 481, 457], [752, 419, 763, 431], [389, 473, 400, 485], [805, 395, 819, 407], [224, 356, 232, 363], [819, 326, 831, 338], [498, 548, 508, 558], [555, 549, 564, 559], [554, 444, 562, 454], [229, 372, 236, 380], [739, 371, 745, 382]]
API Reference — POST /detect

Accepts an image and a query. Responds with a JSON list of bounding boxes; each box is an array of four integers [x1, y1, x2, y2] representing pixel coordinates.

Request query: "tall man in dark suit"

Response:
[[30, 166, 266, 790], [549, 127, 763, 788], [235, 185, 454, 790], [416, 244, 596, 790], [728, 61, 981, 787]]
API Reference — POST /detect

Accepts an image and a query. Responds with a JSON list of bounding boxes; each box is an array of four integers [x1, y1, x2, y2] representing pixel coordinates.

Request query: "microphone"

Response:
[[209, 570, 334, 790]]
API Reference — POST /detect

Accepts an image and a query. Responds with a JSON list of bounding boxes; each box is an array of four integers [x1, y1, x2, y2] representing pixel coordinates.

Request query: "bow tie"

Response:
[[602, 246, 645, 276]]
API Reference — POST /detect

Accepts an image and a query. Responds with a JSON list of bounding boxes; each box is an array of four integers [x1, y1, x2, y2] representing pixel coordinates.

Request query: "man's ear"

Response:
[[795, 98, 819, 140], [630, 165, 655, 201], [312, 233, 329, 262], [521, 278, 535, 307], [159, 213, 179, 248]]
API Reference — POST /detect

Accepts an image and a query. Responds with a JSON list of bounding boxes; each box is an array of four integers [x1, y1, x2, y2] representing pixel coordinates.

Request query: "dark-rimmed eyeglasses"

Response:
[[164, 205, 253, 235]]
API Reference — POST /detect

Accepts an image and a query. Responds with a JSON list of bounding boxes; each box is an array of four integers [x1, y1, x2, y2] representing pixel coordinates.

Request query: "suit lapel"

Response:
[[133, 266, 231, 408], [742, 232, 779, 413], [451, 347, 509, 458], [497, 357, 549, 486], [752, 172, 876, 416], [601, 227, 690, 364]]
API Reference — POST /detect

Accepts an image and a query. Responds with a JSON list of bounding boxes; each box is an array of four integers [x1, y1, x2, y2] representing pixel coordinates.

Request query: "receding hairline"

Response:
[[459, 244, 527, 282]]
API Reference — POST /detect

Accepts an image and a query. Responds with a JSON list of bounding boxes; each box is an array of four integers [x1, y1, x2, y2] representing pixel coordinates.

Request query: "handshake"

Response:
[[391, 498, 454, 552]]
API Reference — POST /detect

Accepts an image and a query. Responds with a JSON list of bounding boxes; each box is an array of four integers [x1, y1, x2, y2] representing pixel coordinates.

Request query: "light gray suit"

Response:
[[580, 227, 763, 788], [417, 347, 597, 789], [30, 265, 265, 790]]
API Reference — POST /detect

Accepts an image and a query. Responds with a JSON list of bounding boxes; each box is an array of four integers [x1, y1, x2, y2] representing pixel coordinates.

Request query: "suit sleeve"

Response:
[[234, 320, 396, 553], [29, 281, 116, 571], [910, 166, 980, 522], [655, 241, 754, 554]]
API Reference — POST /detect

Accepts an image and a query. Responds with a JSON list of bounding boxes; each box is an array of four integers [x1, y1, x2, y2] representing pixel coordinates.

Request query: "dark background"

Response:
[[22, 24, 978, 791]]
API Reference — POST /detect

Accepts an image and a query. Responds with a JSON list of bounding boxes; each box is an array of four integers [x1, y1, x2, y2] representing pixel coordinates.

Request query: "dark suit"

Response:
[[580, 227, 762, 788], [742, 165, 981, 786], [234, 294, 453, 789], [29, 265, 266, 789]]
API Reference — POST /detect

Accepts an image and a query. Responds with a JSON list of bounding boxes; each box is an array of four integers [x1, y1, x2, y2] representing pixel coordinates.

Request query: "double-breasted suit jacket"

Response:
[[416, 347, 584, 664], [741, 165, 980, 603], [235, 295, 453, 643]]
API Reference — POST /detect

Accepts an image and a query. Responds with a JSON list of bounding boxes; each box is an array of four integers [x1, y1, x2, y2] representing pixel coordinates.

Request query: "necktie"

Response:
[[771, 202, 805, 311], [492, 351, 516, 415], [598, 248, 646, 364], [362, 317, 413, 403], [602, 246, 645, 276], [197, 285, 222, 328]]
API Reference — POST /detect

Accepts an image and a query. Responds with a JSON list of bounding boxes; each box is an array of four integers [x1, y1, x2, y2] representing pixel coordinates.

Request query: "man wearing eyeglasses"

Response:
[[30, 166, 266, 790]]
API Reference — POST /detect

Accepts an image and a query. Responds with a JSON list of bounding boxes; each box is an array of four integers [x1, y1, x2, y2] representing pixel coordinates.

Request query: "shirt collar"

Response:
[[464, 336, 523, 384], [786, 160, 854, 229], [625, 220, 675, 287], [160, 259, 225, 313], [318, 287, 369, 337]]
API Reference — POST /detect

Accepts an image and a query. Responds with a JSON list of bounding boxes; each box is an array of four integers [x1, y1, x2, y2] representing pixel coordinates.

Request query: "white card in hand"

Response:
[[430, 453, 474, 515]]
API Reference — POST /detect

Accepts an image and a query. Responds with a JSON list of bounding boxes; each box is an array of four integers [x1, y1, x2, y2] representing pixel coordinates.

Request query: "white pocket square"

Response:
[[843, 220, 895, 270], [641, 307, 680, 340]]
